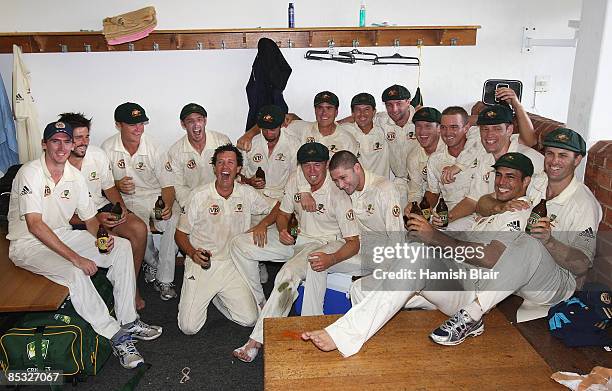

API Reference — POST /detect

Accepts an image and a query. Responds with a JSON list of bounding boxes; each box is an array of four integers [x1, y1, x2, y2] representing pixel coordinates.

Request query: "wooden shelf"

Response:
[[0, 26, 480, 53]]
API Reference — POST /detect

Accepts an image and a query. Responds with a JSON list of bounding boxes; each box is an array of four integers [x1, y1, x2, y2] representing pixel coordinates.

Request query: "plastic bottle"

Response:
[[359, 0, 366, 27], [288, 3, 295, 28]]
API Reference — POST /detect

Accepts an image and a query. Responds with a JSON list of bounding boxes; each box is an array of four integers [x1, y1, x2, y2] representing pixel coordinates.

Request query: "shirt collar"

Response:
[[40, 155, 76, 182], [549, 176, 580, 205], [112, 133, 149, 156]]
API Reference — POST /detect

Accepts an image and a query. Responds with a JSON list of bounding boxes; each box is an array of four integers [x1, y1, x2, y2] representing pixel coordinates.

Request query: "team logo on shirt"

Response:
[[346, 209, 355, 221], [253, 153, 263, 163], [483, 170, 493, 183], [601, 292, 611, 305], [117, 159, 126, 169], [392, 205, 401, 217], [386, 132, 396, 142], [373, 142, 383, 151], [19, 186, 32, 196], [275, 153, 286, 161], [44, 186, 51, 197], [470, 158, 478, 168], [89, 171, 99, 181], [506, 220, 521, 231], [293, 193, 301, 202], [329, 144, 338, 152], [235, 203, 243, 212], [578, 227, 595, 239], [421, 166, 428, 180], [60, 189, 70, 199], [209, 204, 220, 215], [164, 161, 173, 172], [407, 130, 416, 139], [187, 159, 196, 169], [306, 137, 315, 143], [316, 203, 326, 214], [180, 206, 185, 214], [135, 162, 146, 171], [366, 204, 375, 215]]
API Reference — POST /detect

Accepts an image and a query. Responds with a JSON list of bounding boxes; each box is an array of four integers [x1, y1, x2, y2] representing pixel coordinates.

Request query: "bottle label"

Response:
[[290, 227, 298, 240], [154, 208, 163, 220], [525, 212, 542, 232], [422, 208, 431, 221], [439, 211, 449, 227], [97, 237, 108, 252]]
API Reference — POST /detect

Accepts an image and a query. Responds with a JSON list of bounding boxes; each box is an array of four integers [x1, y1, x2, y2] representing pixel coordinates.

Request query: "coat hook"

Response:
[[393, 39, 400, 48], [84, 44, 91, 53], [288, 39, 294, 48], [221, 40, 226, 49], [128, 43, 135, 51], [327, 39, 335, 49], [352, 39, 360, 48], [196, 41, 203, 50], [59, 44, 68, 53], [450, 38, 458, 46], [416, 38, 423, 46], [153, 42, 160, 51]]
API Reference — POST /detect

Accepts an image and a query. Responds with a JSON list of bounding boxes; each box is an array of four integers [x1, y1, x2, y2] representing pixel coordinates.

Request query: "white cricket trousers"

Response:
[[9, 229, 138, 340], [142, 212, 179, 284]]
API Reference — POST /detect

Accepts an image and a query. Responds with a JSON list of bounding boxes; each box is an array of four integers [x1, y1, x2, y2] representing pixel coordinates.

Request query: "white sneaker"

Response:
[[259, 263, 269, 284], [123, 319, 163, 341], [154, 281, 177, 301], [142, 263, 157, 283], [112, 334, 144, 369]]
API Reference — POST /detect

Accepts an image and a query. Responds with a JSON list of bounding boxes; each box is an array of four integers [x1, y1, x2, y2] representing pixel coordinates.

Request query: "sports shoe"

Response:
[[123, 319, 163, 341], [429, 309, 485, 346], [259, 263, 269, 284], [142, 263, 157, 283], [154, 281, 177, 300], [112, 334, 144, 369]]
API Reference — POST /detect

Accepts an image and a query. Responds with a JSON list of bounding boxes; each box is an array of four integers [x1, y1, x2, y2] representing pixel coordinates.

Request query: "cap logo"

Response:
[[556, 134, 570, 142], [190, 105, 198, 111], [307, 148, 316, 155], [421, 111, 429, 117], [131, 109, 141, 118], [263, 114, 274, 123], [506, 155, 515, 160], [322, 94, 330, 99], [388, 89, 398, 96], [486, 111, 497, 118], [55, 122, 66, 129]]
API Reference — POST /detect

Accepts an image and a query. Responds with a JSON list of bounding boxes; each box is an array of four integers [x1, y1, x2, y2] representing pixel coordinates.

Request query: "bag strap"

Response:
[[34, 326, 45, 370], [119, 362, 151, 391]]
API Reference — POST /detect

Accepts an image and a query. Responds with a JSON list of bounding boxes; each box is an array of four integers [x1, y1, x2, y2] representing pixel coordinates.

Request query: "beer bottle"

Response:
[[526, 199, 547, 233], [420, 197, 431, 221], [154, 196, 165, 220], [436, 197, 449, 228], [288, 213, 299, 241], [97, 225, 109, 254], [111, 202, 122, 221], [198, 250, 212, 270], [255, 167, 266, 182], [405, 201, 422, 231]]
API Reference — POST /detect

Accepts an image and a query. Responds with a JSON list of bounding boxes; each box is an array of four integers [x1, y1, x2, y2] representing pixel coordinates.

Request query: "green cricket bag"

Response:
[[0, 270, 114, 379]]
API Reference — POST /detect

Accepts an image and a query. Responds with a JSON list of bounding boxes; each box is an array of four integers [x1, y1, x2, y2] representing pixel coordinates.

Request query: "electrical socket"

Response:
[[535, 75, 550, 92]]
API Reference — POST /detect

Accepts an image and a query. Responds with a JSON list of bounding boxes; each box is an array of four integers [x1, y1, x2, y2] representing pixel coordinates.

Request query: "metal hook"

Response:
[[450, 38, 458, 46], [327, 39, 335, 49], [221, 40, 226, 50], [84, 44, 91, 53], [393, 39, 400, 49], [352, 39, 360, 48], [196, 41, 203, 50], [288, 39, 294, 48], [59, 44, 68, 53], [153, 42, 159, 51], [128, 43, 135, 51], [416, 38, 423, 47]]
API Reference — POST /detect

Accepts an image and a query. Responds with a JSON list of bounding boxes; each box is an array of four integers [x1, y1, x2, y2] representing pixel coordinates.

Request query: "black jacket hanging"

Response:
[[245, 38, 292, 131]]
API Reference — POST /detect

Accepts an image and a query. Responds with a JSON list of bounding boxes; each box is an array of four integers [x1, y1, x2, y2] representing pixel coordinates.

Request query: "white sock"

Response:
[[463, 300, 484, 321]]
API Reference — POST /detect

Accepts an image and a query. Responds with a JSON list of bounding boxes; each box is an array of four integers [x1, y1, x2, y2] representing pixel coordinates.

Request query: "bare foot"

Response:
[[232, 338, 261, 363], [301, 330, 337, 352], [135, 291, 145, 311]]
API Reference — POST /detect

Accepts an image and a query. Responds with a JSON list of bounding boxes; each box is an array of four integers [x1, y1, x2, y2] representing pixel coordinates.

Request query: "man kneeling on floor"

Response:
[[303, 150, 590, 357], [175, 144, 278, 335], [7, 121, 162, 369]]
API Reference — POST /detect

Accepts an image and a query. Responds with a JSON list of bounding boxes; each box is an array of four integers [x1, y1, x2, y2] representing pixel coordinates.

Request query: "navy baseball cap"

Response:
[[43, 121, 73, 141]]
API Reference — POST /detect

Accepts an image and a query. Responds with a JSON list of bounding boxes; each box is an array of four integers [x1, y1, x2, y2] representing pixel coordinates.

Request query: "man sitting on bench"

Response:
[[6, 121, 162, 369]]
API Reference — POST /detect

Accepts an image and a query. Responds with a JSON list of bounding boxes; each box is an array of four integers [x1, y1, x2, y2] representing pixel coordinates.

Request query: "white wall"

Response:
[[0, 0, 582, 148]]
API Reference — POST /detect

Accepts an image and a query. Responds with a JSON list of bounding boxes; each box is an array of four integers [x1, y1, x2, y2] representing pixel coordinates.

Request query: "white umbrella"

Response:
[[12, 44, 42, 163]]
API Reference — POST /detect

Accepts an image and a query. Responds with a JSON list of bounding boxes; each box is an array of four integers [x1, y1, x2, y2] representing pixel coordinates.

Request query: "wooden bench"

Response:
[[0, 234, 68, 312], [264, 309, 563, 390]]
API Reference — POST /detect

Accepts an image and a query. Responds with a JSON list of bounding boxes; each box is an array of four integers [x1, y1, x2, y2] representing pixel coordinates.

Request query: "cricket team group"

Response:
[[6, 83, 602, 368]]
